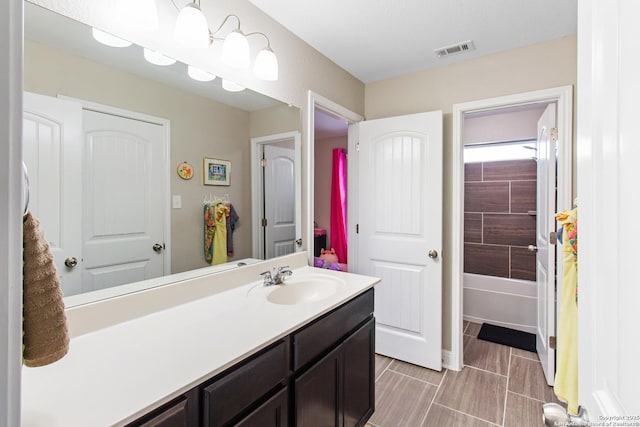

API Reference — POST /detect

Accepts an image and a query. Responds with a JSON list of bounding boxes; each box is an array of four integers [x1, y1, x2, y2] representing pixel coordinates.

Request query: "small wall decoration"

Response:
[[177, 161, 194, 180], [203, 157, 231, 186]]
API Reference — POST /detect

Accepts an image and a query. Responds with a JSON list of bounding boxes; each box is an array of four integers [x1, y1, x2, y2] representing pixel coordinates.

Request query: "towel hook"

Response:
[[22, 161, 30, 215]]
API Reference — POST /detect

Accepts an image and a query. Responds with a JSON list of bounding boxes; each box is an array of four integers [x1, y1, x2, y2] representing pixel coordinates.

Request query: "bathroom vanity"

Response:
[[21, 253, 379, 426]]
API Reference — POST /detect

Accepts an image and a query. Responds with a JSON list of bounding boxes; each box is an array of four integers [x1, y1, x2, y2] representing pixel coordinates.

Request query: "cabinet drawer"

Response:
[[293, 288, 373, 371], [202, 341, 288, 427]]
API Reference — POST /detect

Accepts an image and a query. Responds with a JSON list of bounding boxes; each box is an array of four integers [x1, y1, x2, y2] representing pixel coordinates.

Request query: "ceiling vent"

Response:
[[435, 40, 476, 58]]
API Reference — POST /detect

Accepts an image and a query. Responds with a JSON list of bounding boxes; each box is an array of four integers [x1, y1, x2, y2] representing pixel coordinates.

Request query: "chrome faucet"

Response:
[[260, 266, 293, 286]]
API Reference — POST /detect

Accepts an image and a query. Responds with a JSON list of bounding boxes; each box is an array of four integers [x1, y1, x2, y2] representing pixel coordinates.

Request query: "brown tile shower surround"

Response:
[[366, 321, 562, 427], [463, 159, 537, 281]]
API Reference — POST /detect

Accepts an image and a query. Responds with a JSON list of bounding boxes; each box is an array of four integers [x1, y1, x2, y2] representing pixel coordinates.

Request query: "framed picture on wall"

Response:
[[203, 158, 231, 186]]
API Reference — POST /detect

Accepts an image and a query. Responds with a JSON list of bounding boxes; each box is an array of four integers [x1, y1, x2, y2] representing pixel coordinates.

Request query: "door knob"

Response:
[[64, 256, 78, 268], [295, 238, 302, 247], [428, 250, 438, 259], [153, 243, 164, 253], [528, 245, 538, 253]]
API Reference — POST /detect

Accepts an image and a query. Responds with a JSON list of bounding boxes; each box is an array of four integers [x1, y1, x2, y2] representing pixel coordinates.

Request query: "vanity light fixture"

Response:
[[144, 48, 176, 66], [188, 65, 216, 82], [172, 1, 279, 80], [222, 78, 245, 92], [174, 1, 210, 48], [92, 28, 132, 48]]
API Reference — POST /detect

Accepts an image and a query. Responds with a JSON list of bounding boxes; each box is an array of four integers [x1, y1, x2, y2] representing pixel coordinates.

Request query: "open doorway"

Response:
[[452, 86, 573, 380], [313, 109, 349, 270], [305, 92, 363, 271]]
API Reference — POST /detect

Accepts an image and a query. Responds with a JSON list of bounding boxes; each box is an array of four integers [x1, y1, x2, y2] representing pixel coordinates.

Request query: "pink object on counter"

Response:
[[314, 228, 326, 237]]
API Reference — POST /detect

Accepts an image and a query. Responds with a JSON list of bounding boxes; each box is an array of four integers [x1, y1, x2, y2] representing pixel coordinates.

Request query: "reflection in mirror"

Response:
[[23, 1, 301, 306]]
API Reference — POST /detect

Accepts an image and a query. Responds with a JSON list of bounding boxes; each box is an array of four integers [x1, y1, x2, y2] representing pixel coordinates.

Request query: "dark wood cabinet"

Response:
[[128, 288, 375, 427], [294, 318, 375, 427], [126, 389, 199, 427], [235, 387, 288, 427]]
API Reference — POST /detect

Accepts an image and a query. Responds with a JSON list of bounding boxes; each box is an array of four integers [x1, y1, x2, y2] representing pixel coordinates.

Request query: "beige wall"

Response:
[[313, 136, 348, 244], [249, 104, 301, 138], [365, 35, 577, 351], [24, 39, 283, 273], [463, 106, 546, 145]]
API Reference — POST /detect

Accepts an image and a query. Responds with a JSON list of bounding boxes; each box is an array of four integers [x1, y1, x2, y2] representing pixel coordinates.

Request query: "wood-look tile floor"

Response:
[[366, 321, 562, 427]]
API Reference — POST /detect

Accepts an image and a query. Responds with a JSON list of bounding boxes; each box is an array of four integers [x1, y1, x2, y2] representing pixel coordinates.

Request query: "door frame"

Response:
[[305, 91, 363, 265], [451, 85, 573, 371], [60, 96, 172, 276], [250, 131, 302, 259]]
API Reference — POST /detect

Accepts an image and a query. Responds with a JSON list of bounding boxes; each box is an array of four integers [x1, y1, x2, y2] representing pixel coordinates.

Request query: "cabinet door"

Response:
[[295, 346, 341, 427], [234, 388, 288, 427], [133, 397, 191, 427], [343, 318, 375, 427]]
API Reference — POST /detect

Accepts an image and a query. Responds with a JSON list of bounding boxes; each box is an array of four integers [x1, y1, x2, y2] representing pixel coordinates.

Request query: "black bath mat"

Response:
[[477, 323, 536, 353]]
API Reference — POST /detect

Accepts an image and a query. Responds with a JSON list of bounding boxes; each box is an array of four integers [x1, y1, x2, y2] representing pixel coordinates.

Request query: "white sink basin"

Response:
[[253, 274, 344, 305]]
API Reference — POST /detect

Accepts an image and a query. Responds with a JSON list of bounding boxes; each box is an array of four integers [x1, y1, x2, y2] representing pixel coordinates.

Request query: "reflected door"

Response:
[[356, 111, 443, 370], [23, 92, 83, 296], [81, 110, 166, 292], [264, 144, 296, 258]]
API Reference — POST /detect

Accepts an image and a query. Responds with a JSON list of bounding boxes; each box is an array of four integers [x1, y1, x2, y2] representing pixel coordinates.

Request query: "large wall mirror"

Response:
[[23, 1, 302, 306]]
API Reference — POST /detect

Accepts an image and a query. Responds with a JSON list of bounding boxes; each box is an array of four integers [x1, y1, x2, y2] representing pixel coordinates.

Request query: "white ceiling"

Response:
[[248, 0, 577, 83]]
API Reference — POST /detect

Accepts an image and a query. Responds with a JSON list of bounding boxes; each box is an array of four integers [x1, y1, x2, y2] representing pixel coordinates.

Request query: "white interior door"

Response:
[[536, 103, 557, 385], [576, 0, 640, 419], [356, 111, 443, 370], [22, 92, 83, 296], [264, 144, 296, 258], [81, 109, 166, 292]]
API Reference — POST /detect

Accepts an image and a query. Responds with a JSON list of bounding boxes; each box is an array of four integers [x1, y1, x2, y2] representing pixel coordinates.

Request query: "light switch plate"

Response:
[[172, 195, 182, 209]]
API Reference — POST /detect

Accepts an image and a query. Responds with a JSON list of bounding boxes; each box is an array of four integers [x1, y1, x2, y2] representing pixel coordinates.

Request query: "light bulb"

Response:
[[175, 3, 210, 48], [92, 28, 132, 48], [143, 48, 176, 66], [222, 79, 245, 92], [221, 30, 250, 69], [188, 66, 216, 82], [253, 48, 278, 81]]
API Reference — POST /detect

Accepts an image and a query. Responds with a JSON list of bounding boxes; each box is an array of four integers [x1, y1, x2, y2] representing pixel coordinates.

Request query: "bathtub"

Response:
[[463, 273, 537, 334]]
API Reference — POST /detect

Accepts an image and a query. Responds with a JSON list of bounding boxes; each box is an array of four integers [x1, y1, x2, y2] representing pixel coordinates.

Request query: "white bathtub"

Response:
[[463, 273, 537, 334]]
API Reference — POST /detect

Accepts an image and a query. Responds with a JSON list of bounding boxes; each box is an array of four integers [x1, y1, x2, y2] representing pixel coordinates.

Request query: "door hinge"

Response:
[[260, 158, 267, 167], [549, 336, 557, 349], [356, 224, 359, 234], [550, 231, 558, 245], [550, 127, 558, 142], [356, 143, 360, 152], [261, 218, 267, 227]]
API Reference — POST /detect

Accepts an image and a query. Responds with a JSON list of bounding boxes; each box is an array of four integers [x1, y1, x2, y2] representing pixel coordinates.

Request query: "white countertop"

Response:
[[21, 258, 379, 426]]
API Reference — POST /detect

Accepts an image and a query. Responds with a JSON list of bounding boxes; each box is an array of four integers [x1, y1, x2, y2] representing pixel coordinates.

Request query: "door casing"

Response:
[[451, 86, 573, 371]]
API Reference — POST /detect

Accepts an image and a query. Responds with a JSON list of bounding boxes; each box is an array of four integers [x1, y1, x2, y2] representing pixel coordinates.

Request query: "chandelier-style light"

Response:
[[173, 1, 279, 82], [144, 48, 176, 66], [174, 2, 210, 48], [92, 28, 133, 48]]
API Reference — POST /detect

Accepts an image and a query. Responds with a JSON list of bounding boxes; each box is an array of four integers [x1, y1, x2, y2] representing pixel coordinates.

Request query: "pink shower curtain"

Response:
[[330, 148, 348, 264]]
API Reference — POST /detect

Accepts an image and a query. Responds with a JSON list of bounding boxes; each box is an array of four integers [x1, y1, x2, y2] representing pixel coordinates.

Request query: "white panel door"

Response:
[[536, 103, 557, 385], [264, 144, 296, 258], [82, 110, 165, 292], [23, 92, 83, 296], [356, 111, 443, 370]]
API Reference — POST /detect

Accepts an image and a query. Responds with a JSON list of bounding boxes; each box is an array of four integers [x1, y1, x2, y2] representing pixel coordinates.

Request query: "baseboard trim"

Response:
[[442, 350, 461, 371]]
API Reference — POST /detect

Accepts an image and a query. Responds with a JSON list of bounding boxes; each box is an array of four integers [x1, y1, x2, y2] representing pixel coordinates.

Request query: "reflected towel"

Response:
[[226, 203, 239, 256], [212, 202, 230, 265], [554, 207, 578, 414], [204, 204, 216, 263], [22, 212, 69, 367]]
